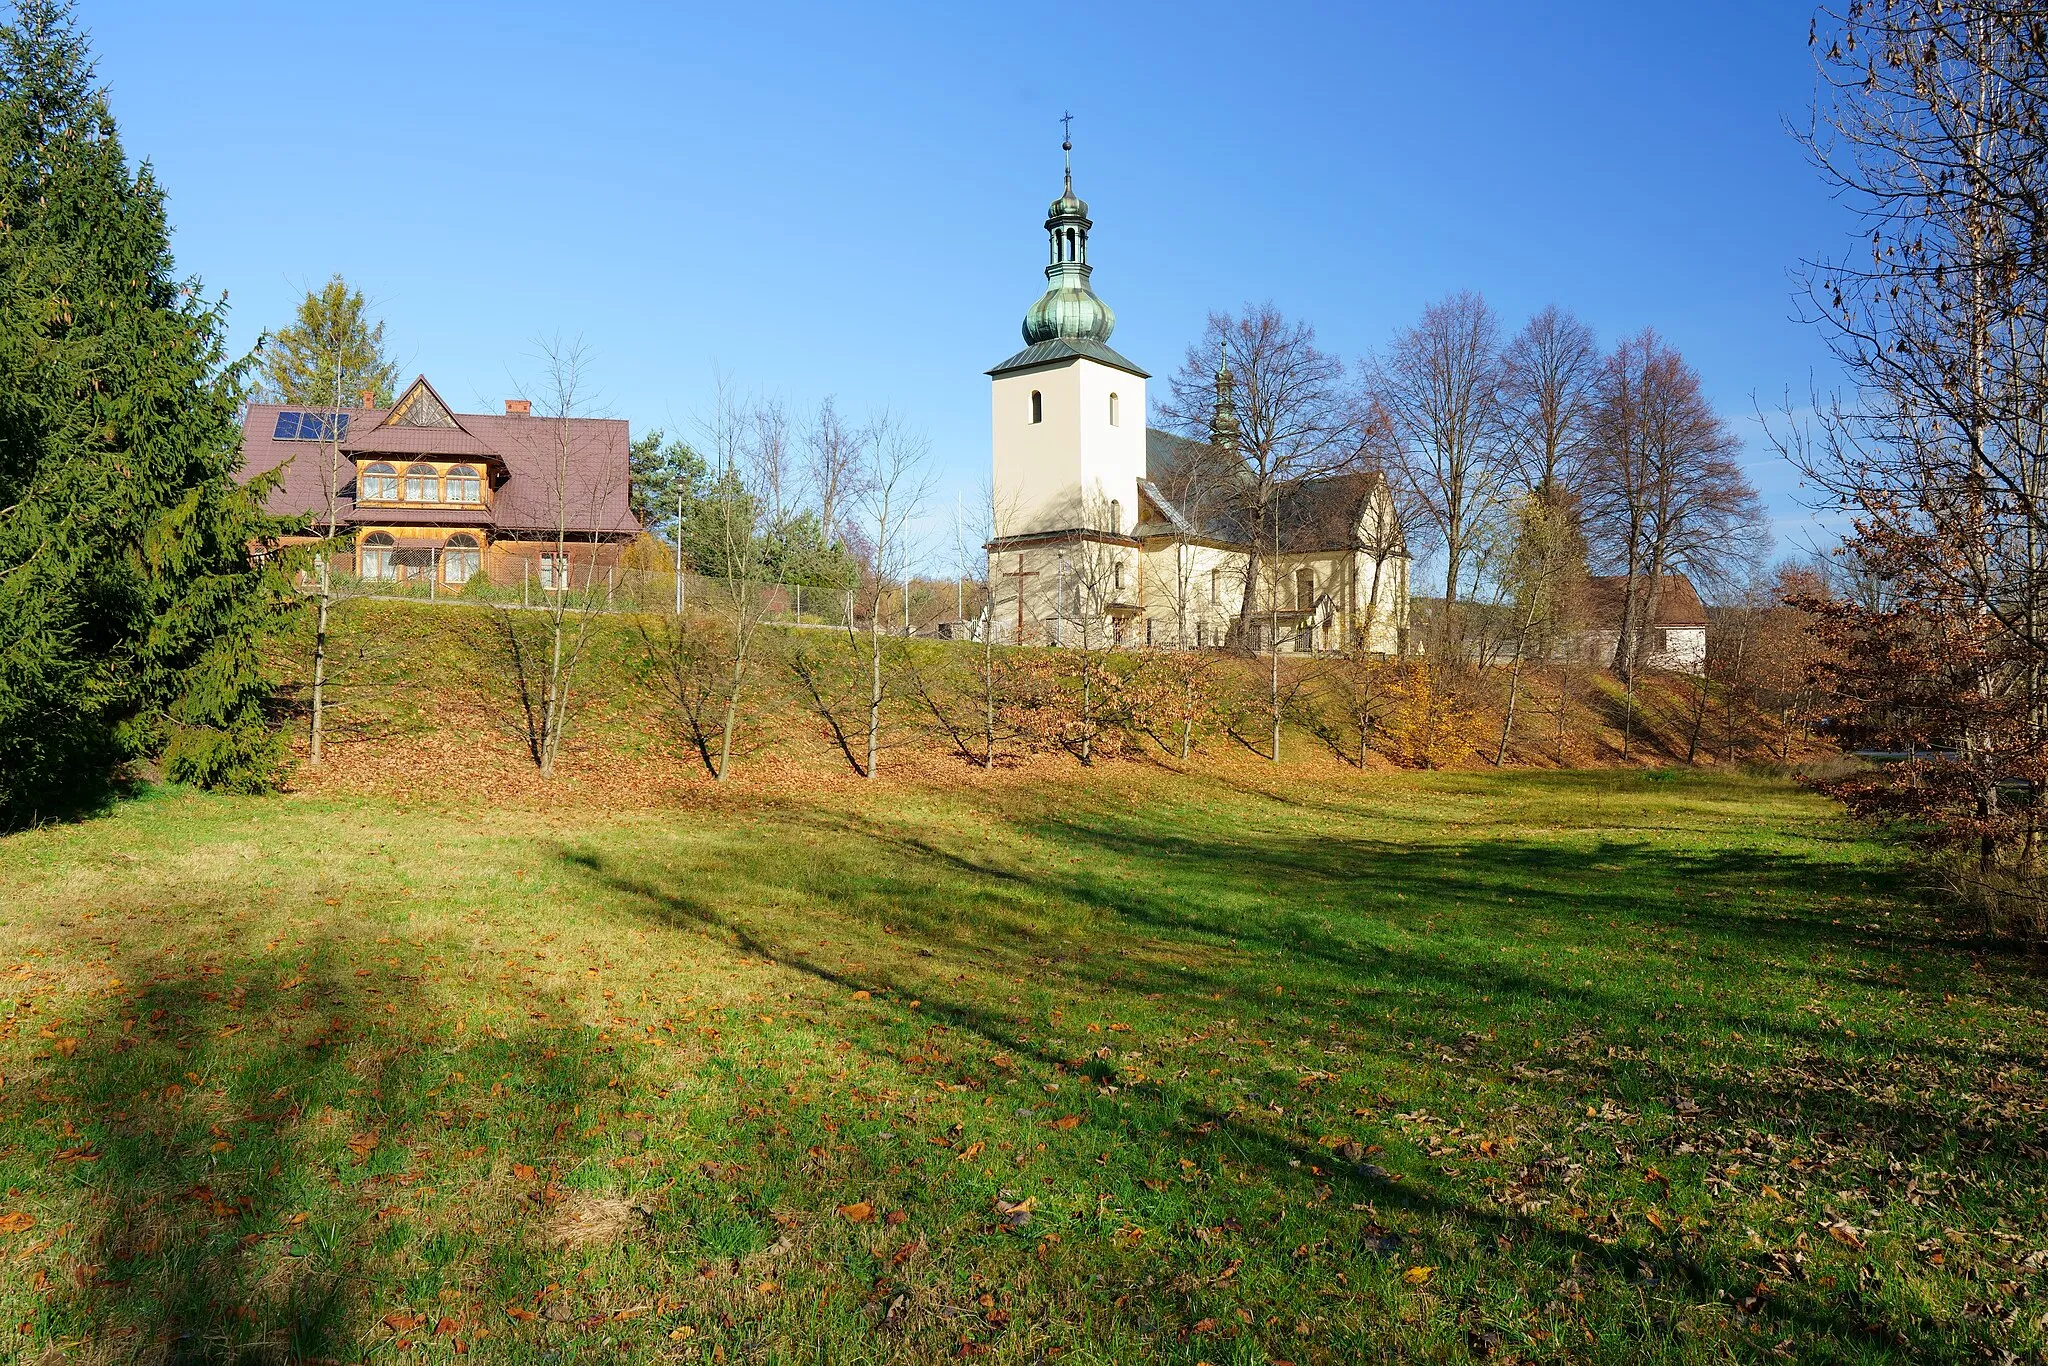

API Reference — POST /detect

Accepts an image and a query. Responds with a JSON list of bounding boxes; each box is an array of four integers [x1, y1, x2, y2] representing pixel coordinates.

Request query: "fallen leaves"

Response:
[[345, 1133, 378, 1162], [837, 1201, 874, 1223], [0, 1212, 32, 1235], [1402, 1265, 1436, 1286], [1050, 1115, 1082, 1130]]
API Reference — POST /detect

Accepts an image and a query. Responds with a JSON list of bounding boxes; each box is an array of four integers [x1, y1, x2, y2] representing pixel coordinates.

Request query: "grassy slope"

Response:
[[0, 769, 2042, 1363]]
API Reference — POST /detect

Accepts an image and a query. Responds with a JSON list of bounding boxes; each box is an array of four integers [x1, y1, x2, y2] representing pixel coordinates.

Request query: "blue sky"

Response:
[[86, 1, 1847, 562]]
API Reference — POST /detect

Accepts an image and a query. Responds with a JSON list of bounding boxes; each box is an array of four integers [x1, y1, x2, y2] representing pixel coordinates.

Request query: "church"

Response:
[[985, 143, 1410, 654]]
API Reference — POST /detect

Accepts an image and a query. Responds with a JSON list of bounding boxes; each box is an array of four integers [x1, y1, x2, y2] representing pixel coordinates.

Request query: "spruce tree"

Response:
[[0, 0, 300, 824], [261, 274, 398, 407]]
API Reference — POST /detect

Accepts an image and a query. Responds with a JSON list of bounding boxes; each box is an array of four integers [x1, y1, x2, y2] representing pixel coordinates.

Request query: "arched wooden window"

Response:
[[1030, 391, 1042, 424], [1108, 392, 1120, 426], [360, 530, 396, 582], [445, 465, 482, 504], [403, 463, 439, 502], [361, 462, 399, 501], [443, 532, 482, 586]]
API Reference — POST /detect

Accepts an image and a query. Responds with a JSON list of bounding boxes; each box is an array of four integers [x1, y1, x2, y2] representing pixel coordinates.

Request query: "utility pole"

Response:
[[673, 485, 684, 615]]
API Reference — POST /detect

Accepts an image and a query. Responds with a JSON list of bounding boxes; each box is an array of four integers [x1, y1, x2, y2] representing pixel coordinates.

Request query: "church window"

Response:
[[1210, 567, 1221, 604], [403, 463, 439, 502], [360, 530, 396, 582], [1108, 392, 1120, 426], [445, 465, 482, 504], [1296, 567, 1315, 610], [1113, 559, 1125, 592], [361, 462, 399, 500], [1030, 390, 1042, 424]]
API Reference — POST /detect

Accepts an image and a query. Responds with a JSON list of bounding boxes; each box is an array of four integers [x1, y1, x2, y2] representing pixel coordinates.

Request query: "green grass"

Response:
[[0, 768, 2042, 1363]]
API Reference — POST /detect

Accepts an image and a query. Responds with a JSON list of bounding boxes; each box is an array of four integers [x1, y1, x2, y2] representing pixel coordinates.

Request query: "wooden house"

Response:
[[237, 375, 639, 589]]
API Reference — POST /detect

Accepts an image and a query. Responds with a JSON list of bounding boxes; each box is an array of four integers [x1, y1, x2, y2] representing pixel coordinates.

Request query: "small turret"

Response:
[[1210, 340, 1240, 453]]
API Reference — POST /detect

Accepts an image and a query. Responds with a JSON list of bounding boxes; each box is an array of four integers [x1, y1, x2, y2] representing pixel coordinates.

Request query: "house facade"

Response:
[[1563, 574, 1710, 675], [985, 146, 1409, 652], [238, 374, 639, 590]]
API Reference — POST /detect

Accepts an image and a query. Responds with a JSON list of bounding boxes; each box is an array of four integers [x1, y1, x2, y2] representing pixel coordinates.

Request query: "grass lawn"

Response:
[[0, 767, 2042, 1363]]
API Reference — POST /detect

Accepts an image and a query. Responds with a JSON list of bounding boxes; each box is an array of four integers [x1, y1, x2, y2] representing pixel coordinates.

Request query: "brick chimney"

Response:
[[505, 399, 531, 417], [359, 388, 375, 408]]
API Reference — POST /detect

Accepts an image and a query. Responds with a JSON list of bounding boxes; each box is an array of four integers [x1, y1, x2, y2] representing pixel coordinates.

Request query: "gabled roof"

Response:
[[1584, 574, 1709, 629], [346, 375, 501, 461], [1136, 429, 1407, 556], [987, 336, 1150, 379]]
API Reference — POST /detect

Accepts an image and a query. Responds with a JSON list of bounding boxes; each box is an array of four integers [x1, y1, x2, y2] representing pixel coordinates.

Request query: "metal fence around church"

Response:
[[297, 552, 991, 638]]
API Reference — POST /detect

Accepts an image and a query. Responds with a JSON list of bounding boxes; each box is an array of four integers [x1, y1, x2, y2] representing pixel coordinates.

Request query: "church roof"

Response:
[[987, 336, 1150, 379], [1136, 430, 1407, 556]]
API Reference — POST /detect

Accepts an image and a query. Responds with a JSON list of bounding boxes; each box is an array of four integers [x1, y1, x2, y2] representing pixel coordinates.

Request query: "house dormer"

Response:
[[344, 375, 505, 509]]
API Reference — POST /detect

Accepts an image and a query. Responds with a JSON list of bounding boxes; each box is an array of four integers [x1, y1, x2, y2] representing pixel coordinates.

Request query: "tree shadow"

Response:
[[559, 843, 1958, 1359], [28, 918, 627, 1363]]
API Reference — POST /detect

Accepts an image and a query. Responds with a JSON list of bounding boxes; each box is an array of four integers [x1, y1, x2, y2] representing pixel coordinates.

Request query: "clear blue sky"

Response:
[[85, 0, 1846, 562]]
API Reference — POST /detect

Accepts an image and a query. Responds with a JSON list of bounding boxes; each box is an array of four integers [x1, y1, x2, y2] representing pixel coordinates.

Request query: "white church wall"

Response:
[[990, 358, 1146, 540], [1138, 540, 1246, 648]]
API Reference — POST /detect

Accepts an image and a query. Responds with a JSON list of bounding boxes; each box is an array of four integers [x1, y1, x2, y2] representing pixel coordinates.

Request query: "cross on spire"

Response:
[[1060, 110, 1073, 178]]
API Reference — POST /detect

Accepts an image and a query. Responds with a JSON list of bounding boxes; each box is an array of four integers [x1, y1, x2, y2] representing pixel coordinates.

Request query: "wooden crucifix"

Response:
[[1002, 554, 1039, 644]]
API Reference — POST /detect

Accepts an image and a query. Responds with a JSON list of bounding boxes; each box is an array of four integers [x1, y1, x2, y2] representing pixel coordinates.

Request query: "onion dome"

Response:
[[1021, 139, 1116, 346]]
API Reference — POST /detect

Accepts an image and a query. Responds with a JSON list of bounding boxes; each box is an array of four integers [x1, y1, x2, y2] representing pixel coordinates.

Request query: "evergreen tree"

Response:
[[261, 273, 398, 407], [0, 0, 300, 825]]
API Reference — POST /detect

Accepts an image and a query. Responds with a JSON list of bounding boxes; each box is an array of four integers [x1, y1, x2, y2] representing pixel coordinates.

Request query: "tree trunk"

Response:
[[866, 612, 882, 780], [309, 554, 330, 767]]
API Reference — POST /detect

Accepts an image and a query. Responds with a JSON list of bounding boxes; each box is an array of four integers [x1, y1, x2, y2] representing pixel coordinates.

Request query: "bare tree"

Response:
[[1584, 331, 1764, 678], [641, 379, 780, 780], [1500, 305, 1600, 502], [848, 411, 935, 779], [804, 396, 863, 548], [498, 336, 612, 778], [1373, 292, 1515, 657], [1158, 306, 1364, 648], [1493, 492, 1587, 764]]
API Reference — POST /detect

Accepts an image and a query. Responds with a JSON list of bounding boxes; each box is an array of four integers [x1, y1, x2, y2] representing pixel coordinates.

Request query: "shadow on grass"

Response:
[[560, 845, 1954, 1360], [28, 920, 628, 1364], [543, 773, 2048, 1362]]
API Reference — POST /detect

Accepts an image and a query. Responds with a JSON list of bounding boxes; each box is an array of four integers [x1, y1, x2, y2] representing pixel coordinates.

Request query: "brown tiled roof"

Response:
[[238, 392, 639, 538], [345, 425, 501, 460], [1583, 574, 1708, 629]]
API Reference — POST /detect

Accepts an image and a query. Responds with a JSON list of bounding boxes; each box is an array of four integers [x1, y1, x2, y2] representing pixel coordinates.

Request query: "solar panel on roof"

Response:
[[269, 411, 350, 441]]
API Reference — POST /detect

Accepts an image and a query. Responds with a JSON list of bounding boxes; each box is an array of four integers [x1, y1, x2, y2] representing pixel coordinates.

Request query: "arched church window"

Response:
[[1030, 391, 1042, 424], [1113, 559, 1125, 592], [1108, 392, 1119, 426], [403, 463, 439, 502]]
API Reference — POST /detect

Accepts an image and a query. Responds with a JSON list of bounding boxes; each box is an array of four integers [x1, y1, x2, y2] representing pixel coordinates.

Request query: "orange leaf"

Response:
[[1051, 1115, 1081, 1130], [1402, 1265, 1435, 1285], [957, 1142, 985, 1162], [52, 1038, 77, 1058], [346, 1134, 377, 1161], [0, 1212, 33, 1234], [1645, 1208, 1668, 1232], [511, 1164, 537, 1182], [504, 1306, 537, 1322], [837, 1201, 874, 1223]]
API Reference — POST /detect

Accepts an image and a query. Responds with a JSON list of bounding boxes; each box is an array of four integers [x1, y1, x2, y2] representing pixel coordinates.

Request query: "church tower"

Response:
[[987, 132, 1149, 545]]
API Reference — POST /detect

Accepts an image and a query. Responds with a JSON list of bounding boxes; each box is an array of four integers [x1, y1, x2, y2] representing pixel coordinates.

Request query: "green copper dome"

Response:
[[1022, 159, 1116, 346]]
